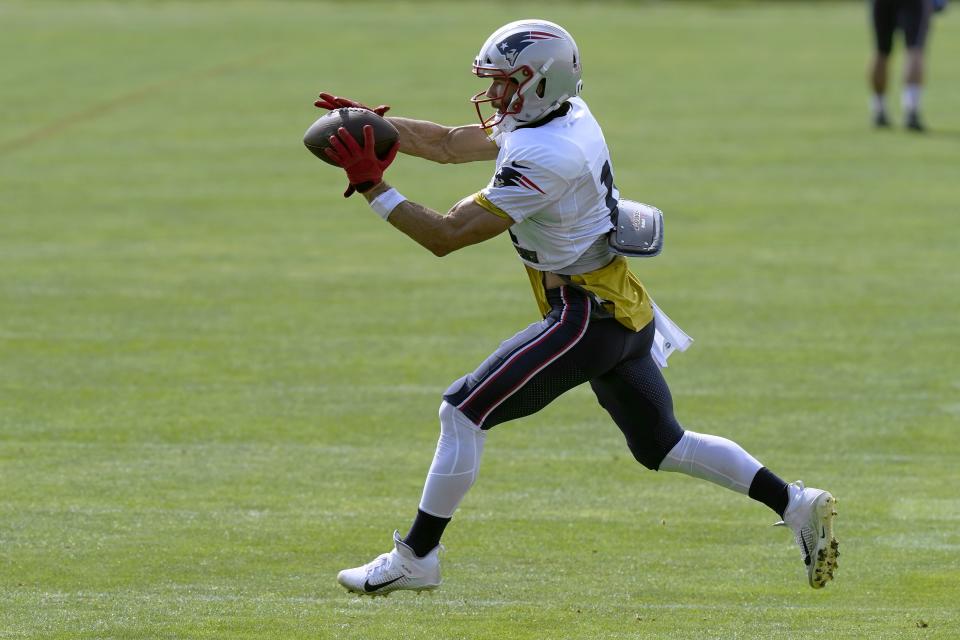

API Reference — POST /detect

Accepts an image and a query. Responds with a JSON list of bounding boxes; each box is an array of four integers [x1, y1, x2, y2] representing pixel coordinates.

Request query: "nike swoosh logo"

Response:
[[821, 526, 826, 539], [800, 537, 811, 565], [364, 575, 403, 593]]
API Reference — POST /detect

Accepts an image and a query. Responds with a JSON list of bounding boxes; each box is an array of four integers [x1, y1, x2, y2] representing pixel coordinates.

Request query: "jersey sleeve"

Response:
[[478, 150, 569, 223]]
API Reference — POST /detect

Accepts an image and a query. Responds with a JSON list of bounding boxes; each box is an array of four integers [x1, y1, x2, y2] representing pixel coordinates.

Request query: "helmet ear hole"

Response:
[[536, 78, 546, 98]]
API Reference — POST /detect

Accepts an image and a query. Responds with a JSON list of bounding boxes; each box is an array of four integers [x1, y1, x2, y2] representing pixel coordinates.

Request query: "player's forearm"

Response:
[[363, 182, 458, 256], [387, 117, 495, 164], [387, 117, 447, 161]]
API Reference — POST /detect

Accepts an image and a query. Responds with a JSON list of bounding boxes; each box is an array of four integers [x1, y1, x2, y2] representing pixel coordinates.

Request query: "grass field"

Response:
[[2, 1, 959, 638]]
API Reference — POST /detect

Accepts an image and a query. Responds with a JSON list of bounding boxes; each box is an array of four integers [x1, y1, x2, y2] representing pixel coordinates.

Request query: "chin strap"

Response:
[[501, 57, 557, 130]]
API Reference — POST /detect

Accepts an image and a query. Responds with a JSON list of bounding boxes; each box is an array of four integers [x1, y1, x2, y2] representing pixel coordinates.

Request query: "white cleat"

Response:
[[776, 481, 839, 589], [337, 531, 442, 597]]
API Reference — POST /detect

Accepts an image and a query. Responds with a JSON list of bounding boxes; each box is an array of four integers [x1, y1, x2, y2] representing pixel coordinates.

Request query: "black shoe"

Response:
[[905, 111, 926, 132], [873, 111, 890, 128]]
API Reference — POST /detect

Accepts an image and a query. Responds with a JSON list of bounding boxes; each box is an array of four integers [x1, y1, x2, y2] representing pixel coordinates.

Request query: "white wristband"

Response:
[[369, 188, 406, 220]]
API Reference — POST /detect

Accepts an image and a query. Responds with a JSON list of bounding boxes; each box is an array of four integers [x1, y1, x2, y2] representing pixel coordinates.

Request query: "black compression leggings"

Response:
[[443, 286, 684, 469]]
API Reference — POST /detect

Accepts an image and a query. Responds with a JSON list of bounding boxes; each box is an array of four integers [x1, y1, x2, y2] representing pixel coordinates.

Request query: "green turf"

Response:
[[1, 1, 958, 638]]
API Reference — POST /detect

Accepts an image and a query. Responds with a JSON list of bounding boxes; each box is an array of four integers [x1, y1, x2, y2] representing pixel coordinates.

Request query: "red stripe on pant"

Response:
[[458, 287, 591, 427]]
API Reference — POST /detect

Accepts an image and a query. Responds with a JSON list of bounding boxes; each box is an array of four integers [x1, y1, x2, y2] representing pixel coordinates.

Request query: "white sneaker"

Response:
[[337, 531, 442, 596], [776, 481, 839, 589]]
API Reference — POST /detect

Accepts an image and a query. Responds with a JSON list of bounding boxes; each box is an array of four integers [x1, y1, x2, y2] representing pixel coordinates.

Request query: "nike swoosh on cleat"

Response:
[[364, 576, 403, 593], [800, 537, 811, 565]]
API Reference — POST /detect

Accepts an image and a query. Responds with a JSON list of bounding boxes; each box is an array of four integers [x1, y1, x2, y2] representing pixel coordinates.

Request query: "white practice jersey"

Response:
[[478, 97, 618, 273]]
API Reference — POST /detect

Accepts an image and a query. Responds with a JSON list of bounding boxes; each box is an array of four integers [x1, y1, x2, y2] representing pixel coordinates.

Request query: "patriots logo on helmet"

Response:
[[493, 161, 546, 194], [496, 31, 561, 66]]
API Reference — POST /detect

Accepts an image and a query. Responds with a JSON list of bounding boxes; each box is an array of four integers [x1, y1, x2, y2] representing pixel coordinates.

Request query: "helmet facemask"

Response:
[[469, 65, 536, 131]]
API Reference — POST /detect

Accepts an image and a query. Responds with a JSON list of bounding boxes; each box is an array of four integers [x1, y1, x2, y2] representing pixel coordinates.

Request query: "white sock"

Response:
[[871, 94, 887, 116], [903, 84, 922, 113], [418, 401, 487, 518], [658, 430, 763, 494]]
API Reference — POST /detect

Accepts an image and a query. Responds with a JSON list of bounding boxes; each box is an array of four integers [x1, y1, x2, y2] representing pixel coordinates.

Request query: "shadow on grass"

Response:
[[924, 128, 960, 140]]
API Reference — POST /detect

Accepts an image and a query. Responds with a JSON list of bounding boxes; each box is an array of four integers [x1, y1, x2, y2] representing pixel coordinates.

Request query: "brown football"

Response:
[[303, 108, 399, 166]]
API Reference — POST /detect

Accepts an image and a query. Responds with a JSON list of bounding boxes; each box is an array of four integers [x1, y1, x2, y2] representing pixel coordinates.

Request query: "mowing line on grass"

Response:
[[0, 49, 277, 155]]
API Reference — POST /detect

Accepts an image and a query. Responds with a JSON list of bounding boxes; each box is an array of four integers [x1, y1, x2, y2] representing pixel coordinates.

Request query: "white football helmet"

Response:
[[471, 19, 582, 134]]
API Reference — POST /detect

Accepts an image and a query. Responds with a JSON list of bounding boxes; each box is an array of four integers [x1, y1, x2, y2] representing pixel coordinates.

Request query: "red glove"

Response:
[[314, 92, 391, 117], [325, 125, 400, 198]]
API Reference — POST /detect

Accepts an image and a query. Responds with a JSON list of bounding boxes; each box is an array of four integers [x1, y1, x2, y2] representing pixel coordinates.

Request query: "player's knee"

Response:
[[439, 399, 455, 430], [625, 444, 660, 470], [436, 401, 485, 481], [439, 400, 482, 434], [627, 439, 673, 470], [627, 421, 684, 471]]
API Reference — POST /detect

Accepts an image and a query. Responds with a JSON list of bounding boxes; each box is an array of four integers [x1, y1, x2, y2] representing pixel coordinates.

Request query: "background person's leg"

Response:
[[869, 0, 898, 125]]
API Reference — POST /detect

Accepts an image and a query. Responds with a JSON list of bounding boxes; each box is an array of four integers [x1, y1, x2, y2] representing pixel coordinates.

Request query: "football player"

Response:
[[317, 19, 838, 595]]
